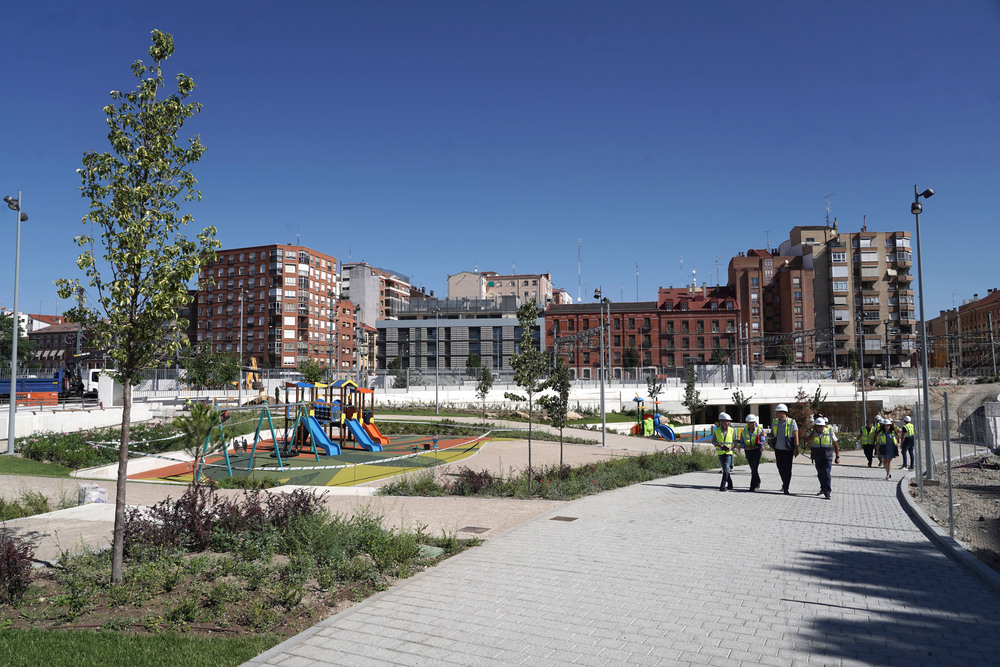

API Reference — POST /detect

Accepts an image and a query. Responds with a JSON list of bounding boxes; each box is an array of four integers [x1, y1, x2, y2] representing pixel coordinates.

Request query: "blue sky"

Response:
[[2, 0, 998, 319]]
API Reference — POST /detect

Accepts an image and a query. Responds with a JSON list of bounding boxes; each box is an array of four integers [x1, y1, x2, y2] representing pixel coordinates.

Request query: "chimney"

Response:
[[702, 282, 707, 298], [974, 294, 979, 300]]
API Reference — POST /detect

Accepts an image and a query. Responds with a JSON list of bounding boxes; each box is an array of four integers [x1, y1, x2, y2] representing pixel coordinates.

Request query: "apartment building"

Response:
[[776, 223, 916, 370], [448, 271, 555, 306], [27, 322, 101, 374], [545, 284, 740, 379], [928, 288, 1000, 374], [340, 262, 411, 328], [377, 296, 537, 374], [194, 245, 357, 372]]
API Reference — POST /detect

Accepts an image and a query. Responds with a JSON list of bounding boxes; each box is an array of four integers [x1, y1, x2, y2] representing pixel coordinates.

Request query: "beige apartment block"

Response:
[[448, 271, 554, 306]]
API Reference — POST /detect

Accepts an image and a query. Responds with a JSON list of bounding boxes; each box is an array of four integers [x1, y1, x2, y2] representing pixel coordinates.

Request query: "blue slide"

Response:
[[346, 418, 383, 452], [305, 416, 341, 456], [653, 416, 676, 441]]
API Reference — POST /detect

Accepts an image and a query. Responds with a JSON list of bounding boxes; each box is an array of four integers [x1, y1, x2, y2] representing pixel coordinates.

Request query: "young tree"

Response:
[[466, 353, 482, 378], [182, 341, 239, 389], [173, 402, 223, 486], [646, 371, 663, 413], [56, 30, 218, 584], [475, 364, 494, 424], [622, 346, 640, 370], [682, 364, 706, 446], [731, 388, 752, 422], [809, 387, 829, 417], [298, 358, 327, 384], [538, 357, 571, 466], [778, 345, 795, 366], [0, 313, 34, 366], [387, 356, 408, 389], [710, 345, 729, 364], [504, 300, 548, 486], [789, 386, 812, 429]]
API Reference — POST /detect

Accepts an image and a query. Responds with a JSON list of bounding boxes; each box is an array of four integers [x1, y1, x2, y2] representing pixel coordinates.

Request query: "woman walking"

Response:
[[876, 418, 900, 480]]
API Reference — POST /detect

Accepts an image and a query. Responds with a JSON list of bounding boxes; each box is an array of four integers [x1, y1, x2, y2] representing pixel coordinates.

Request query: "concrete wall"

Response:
[[0, 403, 154, 440]]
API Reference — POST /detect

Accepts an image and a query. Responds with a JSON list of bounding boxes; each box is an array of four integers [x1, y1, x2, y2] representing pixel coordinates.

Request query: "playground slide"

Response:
[[305, 416, 341, 456], [363, 422, 390, 446], [346, 419, 383, 452], [654, 423, 676, 441]]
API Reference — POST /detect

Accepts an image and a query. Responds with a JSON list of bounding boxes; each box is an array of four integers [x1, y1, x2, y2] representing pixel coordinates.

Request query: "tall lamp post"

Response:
[[237, 289, 247, 406], [594, 288, 607, 447], [858, 312, 867, 427], [4, 192, 28, 456], [434, 308, 440, 416], [912, 185, 935, 481]]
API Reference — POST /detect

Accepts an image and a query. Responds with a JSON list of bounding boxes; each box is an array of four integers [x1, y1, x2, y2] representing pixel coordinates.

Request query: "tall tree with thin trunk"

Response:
[[504, 300, 548, 487], [682, 364, 706, 446], [538, 357, 571, 466], [475, 364, 493, 424], [56, 30, 218, 584]]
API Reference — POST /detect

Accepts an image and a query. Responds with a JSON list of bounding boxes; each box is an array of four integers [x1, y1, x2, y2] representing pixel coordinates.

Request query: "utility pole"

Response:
[[831, 305, 838, 381], [238, 290, 244, 405], [990, 312, 997, 377], [327, 290, 334, 382], [884, 319, 891, 378], [595, 287, 607, 448], [858, 314, 867, 426]]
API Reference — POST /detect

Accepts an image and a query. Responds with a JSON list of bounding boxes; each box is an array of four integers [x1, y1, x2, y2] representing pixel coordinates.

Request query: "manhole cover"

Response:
[[550, 516, 578, 522], [458, 526, 489, 534]]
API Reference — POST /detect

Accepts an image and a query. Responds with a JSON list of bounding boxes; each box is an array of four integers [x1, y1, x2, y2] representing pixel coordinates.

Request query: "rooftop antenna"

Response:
[[691, 262, 697, 291], [475, 254, 478, 272], [825, 193, 835, 227], [348, 243, 352, 261], [714, 256, 720, 286], [861, 214, 867, 232], [296, 226, 301, 246], [635, 263, 639, 301], [512, 261, 515, 274], [680, 254, 684, 286], [620, 282, 624, 301], [577, 239, 582, 303], [765, 230, 771, 251]]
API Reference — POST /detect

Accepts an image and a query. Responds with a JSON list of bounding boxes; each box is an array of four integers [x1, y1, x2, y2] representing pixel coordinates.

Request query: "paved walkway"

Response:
[[247, 449, 1000, 666]]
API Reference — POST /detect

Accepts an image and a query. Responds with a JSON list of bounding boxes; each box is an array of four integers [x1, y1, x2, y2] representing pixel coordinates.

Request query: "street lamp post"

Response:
[[4, 192, 28, 456], [594, 288, 607, 447], [858, 313, 867, 427], [327, 291, 335, 383], [912, 185, 936, 481], [434, 308, 440, 416], [238, 290, 244, 406]]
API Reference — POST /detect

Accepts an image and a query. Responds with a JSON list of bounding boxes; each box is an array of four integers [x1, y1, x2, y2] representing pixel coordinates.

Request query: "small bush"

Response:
[[0, 534, 34, 605], [376, 469, 445, 497]]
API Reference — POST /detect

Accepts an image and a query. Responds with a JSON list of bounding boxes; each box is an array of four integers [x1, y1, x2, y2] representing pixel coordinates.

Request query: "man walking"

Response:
[[713, 413, 737, 491], [901, 416, 915, 470], [739, 414, 766, 491], [771, 403, 799, 495], [859, 417, 878, 467], [805, 417, 839, 500]]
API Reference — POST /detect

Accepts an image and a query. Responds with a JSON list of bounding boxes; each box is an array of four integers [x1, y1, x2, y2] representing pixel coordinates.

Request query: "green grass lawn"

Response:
[[0, 630, 279, 667], [569, 412, 640, 424], [0, 456, 74, 478]]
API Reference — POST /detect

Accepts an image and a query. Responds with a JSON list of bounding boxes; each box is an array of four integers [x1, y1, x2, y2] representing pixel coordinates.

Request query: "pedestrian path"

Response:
[[246, 451, 1000, 666]]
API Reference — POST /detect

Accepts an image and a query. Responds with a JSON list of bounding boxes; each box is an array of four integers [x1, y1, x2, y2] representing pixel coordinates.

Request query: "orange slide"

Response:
[[363, 421, 390, 445]]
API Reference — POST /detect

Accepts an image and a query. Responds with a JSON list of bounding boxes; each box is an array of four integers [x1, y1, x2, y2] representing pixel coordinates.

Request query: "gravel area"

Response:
[[910, 453, 1000, 573]]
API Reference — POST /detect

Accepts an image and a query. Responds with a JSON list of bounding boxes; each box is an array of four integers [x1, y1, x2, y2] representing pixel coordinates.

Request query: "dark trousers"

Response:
[[775, 449, 794, 491], [813, 446, 834, 495], [746, 448, 762, 489], [863, 444, 876, 466], [902, 437, 915, 467]]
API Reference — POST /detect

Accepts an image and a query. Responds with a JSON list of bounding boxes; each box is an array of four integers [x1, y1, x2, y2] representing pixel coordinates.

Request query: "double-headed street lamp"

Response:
[[5, 192, 29, 456], [912, 185, 935, 481]]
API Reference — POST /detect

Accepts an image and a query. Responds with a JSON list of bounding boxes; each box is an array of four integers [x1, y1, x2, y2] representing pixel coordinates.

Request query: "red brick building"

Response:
[[544, 284, 740, 379]]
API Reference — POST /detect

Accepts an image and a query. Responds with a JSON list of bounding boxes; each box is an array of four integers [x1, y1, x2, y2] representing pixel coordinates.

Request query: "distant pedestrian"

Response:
[[859, 417, 878, 467], [805, 417, 839, 500], [901, 416, 915, 470], [713, 413, 737, 492], [739, 414, 766, 492], [770, 404, 799, 495], [877, 418, 900, 480]]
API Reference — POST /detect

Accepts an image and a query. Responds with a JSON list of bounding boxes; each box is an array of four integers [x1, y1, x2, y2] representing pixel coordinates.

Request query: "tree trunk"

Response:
[[559, 427, 564, 467], [111, 378, 131, 584], [527, 397, 533, 491]]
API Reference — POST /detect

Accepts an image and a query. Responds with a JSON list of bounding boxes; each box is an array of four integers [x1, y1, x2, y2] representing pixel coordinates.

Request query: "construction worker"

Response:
[[805, 417, 839, 500], [877, 417, 900, 480], [739, 414, 766, 491], [901, 416, 916, 470], [713, 413, 737, 491], [859, 417, 878, 467], [771, 403, 799, 495]]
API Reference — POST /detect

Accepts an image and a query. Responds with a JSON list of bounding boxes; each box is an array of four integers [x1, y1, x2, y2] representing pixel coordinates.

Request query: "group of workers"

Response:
[[712, 404, 915, 500]]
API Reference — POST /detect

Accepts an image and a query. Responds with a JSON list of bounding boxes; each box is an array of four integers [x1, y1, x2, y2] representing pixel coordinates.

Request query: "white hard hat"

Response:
[[718, 412, 732, 421], [904, 416, 912, 422], [746, 414, 758, 423], [776, 404, 789, 413], [813, 417, 828, 426], [881, 418, 893, 425]]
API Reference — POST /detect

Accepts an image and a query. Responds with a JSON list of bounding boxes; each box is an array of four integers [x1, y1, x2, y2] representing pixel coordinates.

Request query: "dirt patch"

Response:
[[910, 453, 1000, 573]]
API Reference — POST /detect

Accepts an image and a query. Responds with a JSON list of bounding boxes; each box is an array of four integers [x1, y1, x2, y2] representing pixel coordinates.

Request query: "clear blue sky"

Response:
[[2, 0, 998, 319]]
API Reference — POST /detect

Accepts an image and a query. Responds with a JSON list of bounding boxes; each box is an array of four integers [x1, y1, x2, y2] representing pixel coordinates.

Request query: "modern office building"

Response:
[[377, 296, 540, 375], [194, 244, 357, 372]]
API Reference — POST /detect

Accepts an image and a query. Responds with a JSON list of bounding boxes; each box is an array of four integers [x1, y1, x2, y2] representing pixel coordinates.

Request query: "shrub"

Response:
[[0, 534, 34, 605]]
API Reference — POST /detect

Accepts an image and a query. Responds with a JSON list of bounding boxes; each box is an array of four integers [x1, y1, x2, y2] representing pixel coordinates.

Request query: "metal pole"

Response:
[[435, 309, 439, 416], [327, 291, 334, 382], [914, 185, 935, 481], [6, 192, 24, 456], [598, 292, 606, 448], [884, 319, 890, 378], [831, 305, 838, 381], [944, 392, 954, 538], [989, 312, 997, 377], [914, 401, 924, 501], [858, 315, 867, 425], [238, 290, 243, 406]]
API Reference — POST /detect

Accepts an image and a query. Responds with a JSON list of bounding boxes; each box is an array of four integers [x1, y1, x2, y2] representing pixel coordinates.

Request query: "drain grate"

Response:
[[550, 516, 578, 522], [458, 526, 489, 534]]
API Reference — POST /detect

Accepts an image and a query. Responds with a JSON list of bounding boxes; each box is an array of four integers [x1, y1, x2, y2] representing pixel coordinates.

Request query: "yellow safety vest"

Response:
[[713, 426, 736, 455], [859, 426, 875, 446], [811, 430, 835, 447], [740, 425, 764, 449], [904, 423, 915, 437], [877, 429, 897, 446]]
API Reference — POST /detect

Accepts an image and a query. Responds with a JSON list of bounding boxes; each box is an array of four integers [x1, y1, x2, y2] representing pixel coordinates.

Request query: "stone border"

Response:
[[897, 470, 1000, 595]]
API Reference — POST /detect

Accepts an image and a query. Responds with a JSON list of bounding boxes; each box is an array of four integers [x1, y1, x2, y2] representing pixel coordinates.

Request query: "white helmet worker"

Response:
[[776, 404, 789, 413], [882, 418, 893, 425], [718, 412, 732, 421], [813, 417, 828, 426], [904, 416, 912, 423], [746, 414, 758, 423]]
